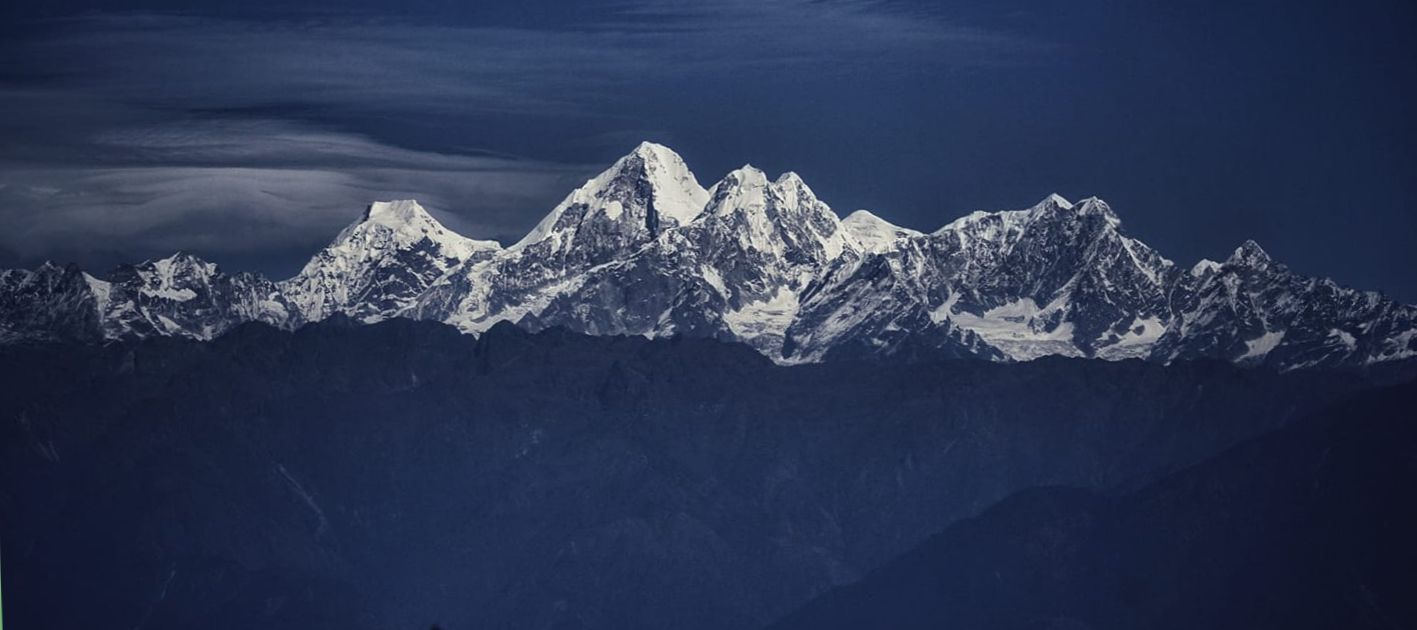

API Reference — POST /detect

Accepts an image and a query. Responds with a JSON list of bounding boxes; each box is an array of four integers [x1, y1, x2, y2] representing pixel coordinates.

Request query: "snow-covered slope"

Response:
[[521, 165, 859, 356], [511, 141, 707, 256], [284, 200, 500, 323], [842, 209, 923, 253], [0, 255, 290, 343], [1, 143, 1413, 371], [1152, 240, 1417, 368], [98, 252, 291, 339], [411, 141, 709, 333], [787, 194, 1173, 362]]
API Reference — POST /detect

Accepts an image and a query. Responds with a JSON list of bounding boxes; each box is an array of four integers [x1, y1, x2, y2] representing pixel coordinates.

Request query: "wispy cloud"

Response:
[[0, 121, 590, 272], [9, 4, 1040, 118], [0, 1, 1044, 274]]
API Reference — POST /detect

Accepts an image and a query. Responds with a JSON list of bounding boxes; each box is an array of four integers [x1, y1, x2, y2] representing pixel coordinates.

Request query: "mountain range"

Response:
[[3, 141, 1413, 371]]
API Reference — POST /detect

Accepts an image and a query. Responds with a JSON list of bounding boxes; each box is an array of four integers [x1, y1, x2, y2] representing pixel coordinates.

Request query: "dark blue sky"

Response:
[[2, 0, 1414, 300]]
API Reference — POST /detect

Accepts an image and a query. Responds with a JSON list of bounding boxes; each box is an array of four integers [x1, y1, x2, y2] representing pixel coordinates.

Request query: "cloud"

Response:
[[8, 4, 1040, 118], [0, 121, 591, 273], [0, 1, 1043, 275]]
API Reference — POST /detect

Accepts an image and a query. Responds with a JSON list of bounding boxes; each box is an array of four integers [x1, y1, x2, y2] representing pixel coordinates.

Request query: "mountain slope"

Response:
[[788, 195, 1176, 362], [97, 252, 293, 339], [766, 380, 1417, 630], [1153, 240, 1417, 369], [283, 199, 500, 323], [840, 209, 923, 253], [0, 321, 1404, 630], [0, 255, 291, 342], [523, 166, 860, 355], [411, 141, 709, 333], [0, 263, 103, 343]]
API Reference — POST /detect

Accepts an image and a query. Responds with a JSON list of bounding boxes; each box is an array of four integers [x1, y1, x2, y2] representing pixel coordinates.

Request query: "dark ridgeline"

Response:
[[0, 318, 1412, 629], [767, 381, 1417, 630]]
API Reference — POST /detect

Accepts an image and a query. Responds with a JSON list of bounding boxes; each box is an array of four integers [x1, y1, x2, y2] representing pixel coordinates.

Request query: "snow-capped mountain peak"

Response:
[[841, 210, 923, 253], [512, 142, 708, 253], [1043, 193, 1074, 209], [700, 165, 852, 262], [143, 250, 218, 278], [1073, 196, 1120, 225], [932, 193, 1077, 238], [365, 198, 431, 228], [704, 165, 768, 212], [333, 200, 496, 259], [282, 199, 500, 323], [1191, 258, 1223, 277], [774, 170, 808, 189], [1227, 239, 1273, 267]]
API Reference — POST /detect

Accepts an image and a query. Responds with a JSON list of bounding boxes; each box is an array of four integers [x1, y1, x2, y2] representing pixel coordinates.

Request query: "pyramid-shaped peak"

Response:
[[725, 164, 769, 183], [511, 143, 708, 250], [162, 250, 213, 265], [627, 140, 684, 163], [1029, 196, 1121, 229], [1076, 196, 1117, 218], [775, 171, 804, 185], [1227, 239, 1272, 266], [843, 209, 922, 253], [364, 200, 435, 229], [147, 250, 194, 264], [605, 141, 696, 184], [1191, 258, 1223, 277], [842, 209, 886, 224], [842, 209, 915, 233], [130, 252, 218, 278], [1042, 193, 1074, 209], [332, 199, 495, 258], [703, 166, 766, 211], [773, 171, 819, 200]]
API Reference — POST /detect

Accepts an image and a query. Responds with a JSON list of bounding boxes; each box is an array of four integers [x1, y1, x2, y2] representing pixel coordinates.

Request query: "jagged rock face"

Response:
[[412, 142, 709, 333], [0, 200, 493, 342], [1153, 241, 1417, 369], [0, 142, 1414, 370], [785, 241, 1004, 363], [0, 254, 297, 343], [841, 209, 923, 254], [283, 200, 501, 323], [511, 141, 707, 267], [95, 253, 292, 340], [922, 197, 1171, 358], [789, 196, 1174, 362], [0, 263, 103, 343], [524, 167, 858, 356]]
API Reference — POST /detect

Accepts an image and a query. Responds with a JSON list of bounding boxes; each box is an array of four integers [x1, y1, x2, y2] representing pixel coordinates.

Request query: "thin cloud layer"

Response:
[[0, 120, 590, 274], [0, 1, 1037, 275]]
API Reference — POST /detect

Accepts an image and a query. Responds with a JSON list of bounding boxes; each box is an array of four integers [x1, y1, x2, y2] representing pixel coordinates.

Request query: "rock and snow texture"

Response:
[[842, 210, 923, 253], [1, 142, 1414, 371], [517, 165, 859, 356], [97, 252, 293, 340], [410, 141, 711, 334], [283, 200, 500, 323]]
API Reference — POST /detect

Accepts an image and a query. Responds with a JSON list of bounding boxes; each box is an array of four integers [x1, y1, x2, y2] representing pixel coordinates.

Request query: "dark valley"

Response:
[[1, 319, 1413, 629]]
